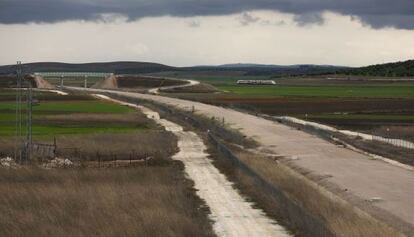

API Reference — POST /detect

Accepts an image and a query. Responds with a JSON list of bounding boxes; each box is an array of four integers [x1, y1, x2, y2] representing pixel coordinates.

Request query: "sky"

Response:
[[0, 0, 414, 67]]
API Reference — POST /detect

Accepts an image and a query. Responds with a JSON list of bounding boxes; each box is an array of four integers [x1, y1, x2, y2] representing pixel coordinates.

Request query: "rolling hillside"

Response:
[[343, 59, 414, 77], [1, 60, 413, 78], [187, 64, 347, 76], [0, 61, 176, 75]]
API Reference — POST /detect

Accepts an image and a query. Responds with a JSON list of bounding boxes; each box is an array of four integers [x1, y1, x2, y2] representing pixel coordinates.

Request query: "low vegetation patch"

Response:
[[162, 83, 219, 93], [117, 76, 185, 89], [0, 167, 214, 237]]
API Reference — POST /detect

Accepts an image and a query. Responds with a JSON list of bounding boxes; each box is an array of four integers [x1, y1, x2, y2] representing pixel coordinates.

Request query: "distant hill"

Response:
[[188, 64, 347, 76], [0, 61, 176, 75], [342, 59, 414, 77], [4, 60, 412, 77], [0, 61, 348, 77]]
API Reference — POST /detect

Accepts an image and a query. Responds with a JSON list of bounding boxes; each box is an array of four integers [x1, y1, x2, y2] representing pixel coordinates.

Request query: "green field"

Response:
[[218, 84, 414, 98], [188, 76, 267, 86], [0, 101, 132, 114], [153, 72, 414, 98], [0, 90, 144, 137], [0, 125, 142, 136]]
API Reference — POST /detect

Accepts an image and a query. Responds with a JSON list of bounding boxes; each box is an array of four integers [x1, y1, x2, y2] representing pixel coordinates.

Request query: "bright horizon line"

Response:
[[1, 59, 408, 68]]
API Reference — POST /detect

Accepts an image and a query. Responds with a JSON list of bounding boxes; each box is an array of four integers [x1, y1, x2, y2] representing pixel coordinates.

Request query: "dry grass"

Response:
[[162, 83, 219, 93], [0, 131, 178, 162], [55, 131, 178, 161], [0, 166, 214, 237], [0, 138, 14, 157], [228, 146, 404, 237], [117, 76, 185, 89]]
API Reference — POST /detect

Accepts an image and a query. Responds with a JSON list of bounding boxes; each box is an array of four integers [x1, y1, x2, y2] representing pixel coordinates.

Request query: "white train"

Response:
[[236, 80, 276, 85]]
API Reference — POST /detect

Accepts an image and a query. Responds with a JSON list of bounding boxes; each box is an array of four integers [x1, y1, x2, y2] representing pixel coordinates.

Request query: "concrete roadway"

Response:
[[68, 87, 414, 234]]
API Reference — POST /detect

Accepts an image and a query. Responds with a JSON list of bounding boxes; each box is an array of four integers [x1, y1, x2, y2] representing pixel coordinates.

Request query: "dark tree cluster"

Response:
[[341, 60, 414, 77]]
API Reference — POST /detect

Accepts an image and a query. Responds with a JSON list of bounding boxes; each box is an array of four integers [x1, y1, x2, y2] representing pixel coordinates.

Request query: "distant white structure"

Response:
[[236, 80, 276, 85], [34, 72, 113, 78], [34, 72, 114, 88]]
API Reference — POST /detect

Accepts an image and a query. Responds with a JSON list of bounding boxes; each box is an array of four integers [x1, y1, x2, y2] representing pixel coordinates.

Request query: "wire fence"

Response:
[[371, 135, 414, 150], [264, 115, 414, 151], [207, 133, 335, 237], [29, 141, 151, 167]]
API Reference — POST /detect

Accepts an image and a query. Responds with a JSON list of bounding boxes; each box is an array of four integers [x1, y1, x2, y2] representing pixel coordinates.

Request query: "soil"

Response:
[[207, 97, 414, 115]]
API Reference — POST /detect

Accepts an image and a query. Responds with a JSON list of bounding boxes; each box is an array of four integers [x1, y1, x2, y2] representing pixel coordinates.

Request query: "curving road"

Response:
[[147, 77, 200, 94], [66, 86, 414, 235]]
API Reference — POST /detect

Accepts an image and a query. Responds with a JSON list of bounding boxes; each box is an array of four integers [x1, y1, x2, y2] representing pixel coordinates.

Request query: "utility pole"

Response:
[[26, 81, 33, 161], [84, 76, 88, 88], [15, 61, 23, 162], [14, 61, 33, 162]]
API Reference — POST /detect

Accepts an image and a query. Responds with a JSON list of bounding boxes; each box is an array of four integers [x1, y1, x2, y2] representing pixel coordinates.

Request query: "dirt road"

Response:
[[93, 94, 291, 237], [89, 74, 199, 93], [147, 78, 199, 94], [69, 87, 414, 234]]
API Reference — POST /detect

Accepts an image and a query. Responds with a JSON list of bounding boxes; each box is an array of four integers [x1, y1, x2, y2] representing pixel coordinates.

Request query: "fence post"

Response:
[[53, 137, 57, 157]]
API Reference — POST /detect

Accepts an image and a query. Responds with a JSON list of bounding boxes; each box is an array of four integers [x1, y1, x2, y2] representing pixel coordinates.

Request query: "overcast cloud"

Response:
[[1, 11, 413, 67], [1, 0, 414, 29]]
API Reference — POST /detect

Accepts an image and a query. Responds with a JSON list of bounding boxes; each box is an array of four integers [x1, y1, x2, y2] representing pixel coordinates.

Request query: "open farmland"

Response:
[[153, 72, 414, 141], [0, 87, 215, 236], [217, 84, 414, 98], [153, 72, 414, 98], [0, 78, 187, 161], [0, 89, 174, 161], [0, 89, 142, 137]]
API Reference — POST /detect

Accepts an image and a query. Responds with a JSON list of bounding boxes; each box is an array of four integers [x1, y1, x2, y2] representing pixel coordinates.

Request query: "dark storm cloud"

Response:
[[293, 13, 324, 26], [239, 12, 260, 26], [1, 0, 413, 29]]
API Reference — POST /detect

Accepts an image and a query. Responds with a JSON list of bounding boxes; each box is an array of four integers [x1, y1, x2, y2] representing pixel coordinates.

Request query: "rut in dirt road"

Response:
[[93, 94, 291, 237]]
